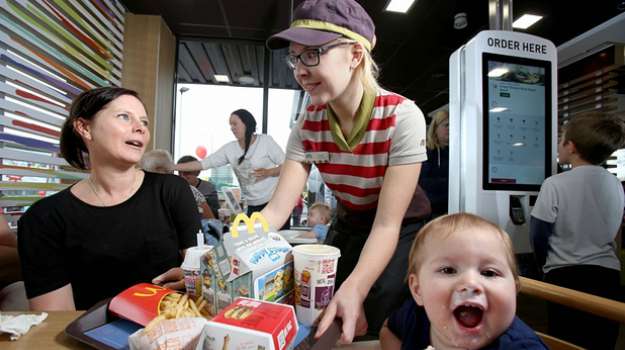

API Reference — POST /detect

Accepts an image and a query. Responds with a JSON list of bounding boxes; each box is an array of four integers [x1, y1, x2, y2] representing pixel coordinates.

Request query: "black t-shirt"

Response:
[[387, 299, 547, 349], [17, 172, 200, 310]]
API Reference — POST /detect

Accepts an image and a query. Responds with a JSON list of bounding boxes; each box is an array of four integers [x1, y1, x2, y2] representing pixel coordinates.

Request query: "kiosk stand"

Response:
[[449, 30, 557, 253]]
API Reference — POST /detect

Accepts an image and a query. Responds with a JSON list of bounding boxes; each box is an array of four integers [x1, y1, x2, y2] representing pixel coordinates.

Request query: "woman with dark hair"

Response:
[[18, 87, 200, 311], [175, 109, 285, 216]]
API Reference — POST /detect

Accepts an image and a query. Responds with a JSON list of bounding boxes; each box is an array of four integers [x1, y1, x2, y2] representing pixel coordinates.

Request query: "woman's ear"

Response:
[[73, 118, 92, 141], [408, 273, 424, 306], [350, 43, 365, 69]]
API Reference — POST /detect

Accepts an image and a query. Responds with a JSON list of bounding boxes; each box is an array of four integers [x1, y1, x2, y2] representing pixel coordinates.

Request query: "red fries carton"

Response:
[[197, 297, 298, 350], [109, 283, 177, 326]]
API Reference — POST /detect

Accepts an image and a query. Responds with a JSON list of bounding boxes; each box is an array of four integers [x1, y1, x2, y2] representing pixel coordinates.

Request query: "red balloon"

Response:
[[195, 145, 207, 159]]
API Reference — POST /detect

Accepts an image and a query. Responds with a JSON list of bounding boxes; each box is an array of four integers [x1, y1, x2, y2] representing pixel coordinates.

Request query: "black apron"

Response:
[[323, 185, 431, 336]]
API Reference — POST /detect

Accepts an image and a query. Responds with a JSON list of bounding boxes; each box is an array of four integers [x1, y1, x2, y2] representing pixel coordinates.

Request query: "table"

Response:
[[0, 312, 380, 349], [0, 312, 90, 349]]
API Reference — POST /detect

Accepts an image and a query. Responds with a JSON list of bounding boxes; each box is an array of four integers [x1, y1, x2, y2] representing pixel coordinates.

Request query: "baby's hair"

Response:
[[140, 149, 174, 174], [407, 213, 520, 290], [309, 202, 332, 224], [563, 112, 625, 165]]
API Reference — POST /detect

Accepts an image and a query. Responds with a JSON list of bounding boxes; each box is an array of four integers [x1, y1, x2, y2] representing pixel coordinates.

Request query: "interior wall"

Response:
[[122, 13, 176, 151]]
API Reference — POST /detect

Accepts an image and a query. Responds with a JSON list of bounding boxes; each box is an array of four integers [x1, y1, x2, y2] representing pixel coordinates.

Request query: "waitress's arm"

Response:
[[261, 159, 309, 229], [29, 284, 76, 311], [316, 162, 421, 343], [174, 160, 203, 172]]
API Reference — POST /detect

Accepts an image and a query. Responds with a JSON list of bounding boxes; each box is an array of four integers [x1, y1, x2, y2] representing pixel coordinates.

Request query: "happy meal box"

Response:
[[196, 297, 298, 350], [201, 213, 294, 314]]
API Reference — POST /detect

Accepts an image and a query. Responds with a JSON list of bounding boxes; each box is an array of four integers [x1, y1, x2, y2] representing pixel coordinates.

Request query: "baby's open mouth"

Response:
[[453, 304, 484, 328]]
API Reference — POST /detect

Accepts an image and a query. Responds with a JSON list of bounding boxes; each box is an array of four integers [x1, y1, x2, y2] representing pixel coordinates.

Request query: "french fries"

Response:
[[144, 293, 209, 331]]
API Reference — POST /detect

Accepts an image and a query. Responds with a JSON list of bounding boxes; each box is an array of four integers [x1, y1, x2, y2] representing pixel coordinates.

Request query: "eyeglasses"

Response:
[[285, 41, 355, 70]]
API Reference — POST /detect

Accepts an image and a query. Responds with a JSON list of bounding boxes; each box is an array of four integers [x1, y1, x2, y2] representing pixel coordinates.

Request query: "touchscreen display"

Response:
[[482, 53, 552, 191]]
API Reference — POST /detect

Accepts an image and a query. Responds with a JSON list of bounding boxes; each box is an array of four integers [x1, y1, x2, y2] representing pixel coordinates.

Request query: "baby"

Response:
[[380, 213, 546, 349], [301, 202, 331, 242]]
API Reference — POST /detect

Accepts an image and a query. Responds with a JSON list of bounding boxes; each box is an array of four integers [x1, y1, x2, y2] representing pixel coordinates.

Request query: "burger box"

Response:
[[201, 213, 294, 315], [196, 297, 297, 350]]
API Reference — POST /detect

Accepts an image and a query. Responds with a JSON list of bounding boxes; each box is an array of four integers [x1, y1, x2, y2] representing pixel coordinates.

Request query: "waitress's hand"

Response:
[[315, 281, 368, 343], [152, 267, 185, 290], [252, 167, 277, 181]]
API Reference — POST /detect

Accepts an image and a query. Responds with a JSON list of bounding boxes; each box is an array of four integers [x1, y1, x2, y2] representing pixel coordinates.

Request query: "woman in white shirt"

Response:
[[176, 109, 285, 215]]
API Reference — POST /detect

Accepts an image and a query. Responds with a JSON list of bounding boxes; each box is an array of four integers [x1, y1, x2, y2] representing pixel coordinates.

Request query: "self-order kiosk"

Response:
[[449, 31, 557, 253]]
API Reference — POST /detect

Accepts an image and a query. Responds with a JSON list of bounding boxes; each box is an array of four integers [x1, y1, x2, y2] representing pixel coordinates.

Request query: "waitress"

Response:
[[175, 109, 285, 216], [262, 0, 428, 342]]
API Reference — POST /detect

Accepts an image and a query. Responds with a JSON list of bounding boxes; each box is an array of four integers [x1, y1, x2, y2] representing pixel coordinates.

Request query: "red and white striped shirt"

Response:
[[286, 89, 427, 211]]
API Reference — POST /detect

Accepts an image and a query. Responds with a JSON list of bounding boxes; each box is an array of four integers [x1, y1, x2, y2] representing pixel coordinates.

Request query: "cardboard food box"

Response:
[[196, 297, 298, 350], [108, 283, 177, 326], [201, 213, 294, 315]]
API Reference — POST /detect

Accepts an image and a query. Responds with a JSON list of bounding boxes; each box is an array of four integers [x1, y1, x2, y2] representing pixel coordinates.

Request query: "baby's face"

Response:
[[307, 209, 325, 226], [409, 227, 517, 350]]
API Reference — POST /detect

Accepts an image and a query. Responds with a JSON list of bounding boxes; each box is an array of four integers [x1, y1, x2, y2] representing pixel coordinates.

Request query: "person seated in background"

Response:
[[300, 202, 332, 242], [380, 213, 547, 350], [140, 150, 215, 219], [176, 155, 220, 218], [18, 87, 200, 311], [0, 214, 19, 288], [530, 113, 625, 350], [418, 109, 449, 219]]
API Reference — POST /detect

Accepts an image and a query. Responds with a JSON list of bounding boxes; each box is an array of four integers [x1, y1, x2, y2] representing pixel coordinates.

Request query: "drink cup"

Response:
[[182, 245, 213, 299], [292, 244, 340, 326]]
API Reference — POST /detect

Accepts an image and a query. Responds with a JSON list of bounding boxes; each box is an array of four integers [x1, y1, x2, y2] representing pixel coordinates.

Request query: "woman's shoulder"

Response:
[[256, 134, 280, 146], [19, 187, 73, 223], [375, 88, 423, 118]]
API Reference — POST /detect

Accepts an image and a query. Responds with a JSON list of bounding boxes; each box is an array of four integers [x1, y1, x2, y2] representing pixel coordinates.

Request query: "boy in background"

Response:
[[531, 113, 625, 349], [380, 213, 546, 349], [177, 155, 220, 218]]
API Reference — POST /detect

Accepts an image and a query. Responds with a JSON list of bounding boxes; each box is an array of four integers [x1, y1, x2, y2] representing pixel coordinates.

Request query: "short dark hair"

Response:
[[176, 155, 200, 176], [177, 155, 198, 164], [60, 87, 142, 169], [564, 113, 625, 165]]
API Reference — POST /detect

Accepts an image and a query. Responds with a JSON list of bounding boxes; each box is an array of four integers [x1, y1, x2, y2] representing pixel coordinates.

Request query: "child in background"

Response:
[[380, 213, 546, 350], [530, 113, 625, 350], [301, 202, 332, 242]]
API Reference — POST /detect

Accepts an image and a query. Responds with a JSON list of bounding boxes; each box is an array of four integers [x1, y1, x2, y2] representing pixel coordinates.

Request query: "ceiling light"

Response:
[[488, 67, 509, 77], [512, 142, 525, 147], [489, 107, 508, 113], [385, 0, 416, 13], [238, 75, 256, 85], [214, 74, 230, 83], [512, 14, 543, 30]]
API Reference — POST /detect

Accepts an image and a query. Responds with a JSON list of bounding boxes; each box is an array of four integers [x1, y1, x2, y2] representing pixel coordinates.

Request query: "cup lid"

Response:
[[293, 244, 340, 258]]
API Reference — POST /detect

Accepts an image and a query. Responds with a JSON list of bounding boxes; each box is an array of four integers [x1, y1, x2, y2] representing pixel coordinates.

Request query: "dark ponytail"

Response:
[[231, 109, 257, 164], [60, 87, 142, 169]]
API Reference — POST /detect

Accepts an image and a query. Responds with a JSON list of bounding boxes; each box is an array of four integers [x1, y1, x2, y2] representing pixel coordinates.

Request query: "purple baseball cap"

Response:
[[266, 0, 376, 51]]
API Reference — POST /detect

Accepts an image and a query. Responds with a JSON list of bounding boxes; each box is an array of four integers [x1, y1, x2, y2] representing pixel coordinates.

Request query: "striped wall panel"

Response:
[[0, 0, 125, 211]]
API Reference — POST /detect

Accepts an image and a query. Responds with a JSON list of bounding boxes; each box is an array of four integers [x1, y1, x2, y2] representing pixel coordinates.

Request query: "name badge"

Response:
[[304, 151, 330, 163]]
